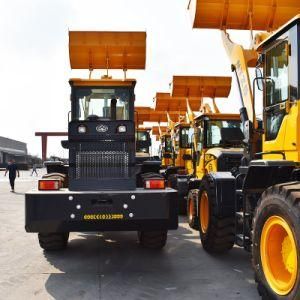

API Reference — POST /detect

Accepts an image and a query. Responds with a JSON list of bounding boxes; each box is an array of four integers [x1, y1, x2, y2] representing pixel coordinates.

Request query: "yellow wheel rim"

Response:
[[188, 197, 194, 223], [200, 191, 209, 233], [260, 215, 298, 296]]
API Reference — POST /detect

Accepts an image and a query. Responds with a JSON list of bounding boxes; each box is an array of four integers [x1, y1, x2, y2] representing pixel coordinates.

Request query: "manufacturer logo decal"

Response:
[[96, 124, 108, 133]]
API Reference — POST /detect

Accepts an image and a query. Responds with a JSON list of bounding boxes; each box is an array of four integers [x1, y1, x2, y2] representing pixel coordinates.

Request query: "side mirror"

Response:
[[255, 68, 264, 91], [61, 140, 69, 149]]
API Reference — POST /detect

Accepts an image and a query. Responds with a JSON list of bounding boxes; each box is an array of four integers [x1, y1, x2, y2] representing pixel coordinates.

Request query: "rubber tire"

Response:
[[198, 175, 235, 254], [252, 182, 300, 300], [187, 189, 199, 230], [138, 231, 167, 249], [38, 232, 69, 251]]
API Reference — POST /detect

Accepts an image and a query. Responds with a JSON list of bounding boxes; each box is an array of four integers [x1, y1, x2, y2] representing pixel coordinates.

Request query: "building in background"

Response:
[[0, 136, 30, 169]]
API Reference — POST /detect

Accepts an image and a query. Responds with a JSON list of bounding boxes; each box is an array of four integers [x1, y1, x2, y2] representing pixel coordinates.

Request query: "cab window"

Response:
[[75, 88, 130, 121], [180, 127, 193, 148], [265, 40, 289, 140], [206, 120, 242, 148], [165, 136, 172, 152]]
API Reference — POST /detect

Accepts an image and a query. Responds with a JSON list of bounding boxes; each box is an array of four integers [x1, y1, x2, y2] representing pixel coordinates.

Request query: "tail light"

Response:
[[144, 179, 165, 189], [38, 179, 61, 191]]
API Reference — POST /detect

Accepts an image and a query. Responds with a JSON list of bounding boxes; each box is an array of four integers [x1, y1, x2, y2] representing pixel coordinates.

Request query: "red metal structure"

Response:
[[35, 132, 67, 161]]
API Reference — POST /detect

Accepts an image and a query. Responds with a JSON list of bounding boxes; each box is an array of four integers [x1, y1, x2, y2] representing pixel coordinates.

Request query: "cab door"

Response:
[[263, 39, 289, 158]]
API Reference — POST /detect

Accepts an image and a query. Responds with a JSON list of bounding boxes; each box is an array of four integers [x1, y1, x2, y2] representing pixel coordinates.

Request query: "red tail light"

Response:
[[38, 179, 61, 191], [144, 179, 165, 189]]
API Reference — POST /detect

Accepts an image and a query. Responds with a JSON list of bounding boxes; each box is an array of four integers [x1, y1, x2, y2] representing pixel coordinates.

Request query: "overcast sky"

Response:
[[0, 0, 254, 158]]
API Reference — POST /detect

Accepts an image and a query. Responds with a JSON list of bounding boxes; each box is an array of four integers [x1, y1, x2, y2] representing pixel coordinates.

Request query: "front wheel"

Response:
[[252, 183, 300, 300], [198, 175, 235, 253], [138, 231, 167, 249]]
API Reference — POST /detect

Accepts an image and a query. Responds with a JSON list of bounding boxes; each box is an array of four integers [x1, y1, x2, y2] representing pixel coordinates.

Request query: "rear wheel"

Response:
[[187, 189, 199, 230], [253, 183, 300, 300], [138, 231, 167, 249], [198, 175, 235, 253], [38, 232, 69, 251]]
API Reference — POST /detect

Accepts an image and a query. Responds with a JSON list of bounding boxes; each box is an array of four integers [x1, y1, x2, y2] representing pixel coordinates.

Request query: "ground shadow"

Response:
[[43, 218, 259, 300]]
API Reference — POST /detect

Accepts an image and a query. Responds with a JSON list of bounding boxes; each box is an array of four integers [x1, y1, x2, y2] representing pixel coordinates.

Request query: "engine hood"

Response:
[[206, 147, 243, 158]]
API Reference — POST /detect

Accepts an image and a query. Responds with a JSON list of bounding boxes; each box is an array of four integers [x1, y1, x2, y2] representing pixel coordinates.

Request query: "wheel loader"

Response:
[[188, 1, 300, 298], [157, 76, 245, 215], [184, 98, 244, 229], [25, 31, 178, 251]]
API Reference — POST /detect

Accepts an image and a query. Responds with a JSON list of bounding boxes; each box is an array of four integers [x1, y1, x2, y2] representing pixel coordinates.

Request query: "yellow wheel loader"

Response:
[[159, 76, 245, 215], [188, 1, 300, 298], [185, 102, 244, 230]]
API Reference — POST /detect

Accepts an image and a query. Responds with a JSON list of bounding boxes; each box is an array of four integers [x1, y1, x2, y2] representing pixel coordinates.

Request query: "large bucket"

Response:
[[188, 0, 300, 31], [171, 75, 232, 98], [69, 31, 146, 70]]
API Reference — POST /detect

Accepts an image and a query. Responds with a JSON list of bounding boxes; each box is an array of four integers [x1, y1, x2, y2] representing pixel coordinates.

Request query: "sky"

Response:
[[0, 0, 255, 158]]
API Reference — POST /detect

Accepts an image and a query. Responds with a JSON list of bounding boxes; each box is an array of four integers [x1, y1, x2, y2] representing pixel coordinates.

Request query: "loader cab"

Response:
[[70, 79, 135, 122], [202, 117, 243, 149], [67, 79, 137, 191], [193, 114, 243, 178], [257, 16, 300, 161]]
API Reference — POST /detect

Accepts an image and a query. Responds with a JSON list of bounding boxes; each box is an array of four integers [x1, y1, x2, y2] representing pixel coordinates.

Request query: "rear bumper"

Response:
[[25, 188, 178, 232]]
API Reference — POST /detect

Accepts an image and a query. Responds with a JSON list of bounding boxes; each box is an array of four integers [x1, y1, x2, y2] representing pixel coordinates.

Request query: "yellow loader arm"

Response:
[[167, 112, 175, 134], [221, 31, 258, 128]]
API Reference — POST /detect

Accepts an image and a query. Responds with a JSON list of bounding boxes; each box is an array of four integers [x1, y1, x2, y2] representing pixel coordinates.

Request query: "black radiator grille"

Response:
[[69, 141, 135, 181], [75, 150, 129, 179]]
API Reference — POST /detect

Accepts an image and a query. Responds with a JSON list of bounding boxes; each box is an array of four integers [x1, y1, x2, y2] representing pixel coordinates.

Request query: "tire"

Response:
[[252, 182, 300, 300], [138, 231, 167, 249], [38, 232, 69, 251], [198, 175, 235, 253], [187, 189, 199, 230]]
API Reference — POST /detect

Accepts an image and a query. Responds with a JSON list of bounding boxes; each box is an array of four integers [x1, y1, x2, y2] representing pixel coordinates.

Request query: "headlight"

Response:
[[78, 125, 87, 133], [117, 125, 127, 133]]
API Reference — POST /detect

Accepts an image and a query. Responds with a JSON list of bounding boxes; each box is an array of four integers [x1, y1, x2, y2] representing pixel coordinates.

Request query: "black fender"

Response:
[[204, 172, 236, 217], [176, 175, 189, 196]]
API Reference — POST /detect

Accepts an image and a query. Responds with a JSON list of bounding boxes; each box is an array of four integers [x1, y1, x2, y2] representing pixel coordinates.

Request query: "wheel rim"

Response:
[[260, 215, 298, 295], [200, 191, 209, 233], [188, 196, 194, 223]]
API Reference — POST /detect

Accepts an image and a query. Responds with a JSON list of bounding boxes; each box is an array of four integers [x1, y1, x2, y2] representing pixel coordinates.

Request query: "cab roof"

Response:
[[194, 113, 241, 121]]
